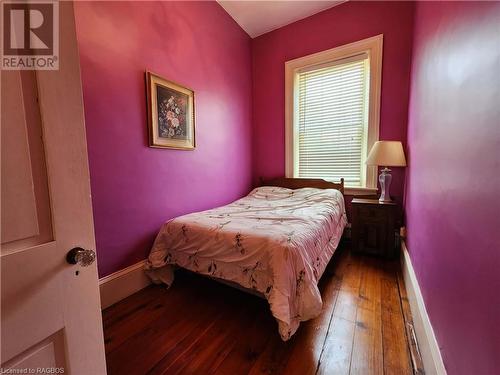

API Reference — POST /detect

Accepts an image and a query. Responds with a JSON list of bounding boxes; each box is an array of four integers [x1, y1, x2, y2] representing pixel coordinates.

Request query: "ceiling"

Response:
[[218, 1, 345, 38]]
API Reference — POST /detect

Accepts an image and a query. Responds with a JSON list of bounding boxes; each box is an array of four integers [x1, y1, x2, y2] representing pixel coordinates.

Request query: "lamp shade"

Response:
[[366, 141, 407, 167]]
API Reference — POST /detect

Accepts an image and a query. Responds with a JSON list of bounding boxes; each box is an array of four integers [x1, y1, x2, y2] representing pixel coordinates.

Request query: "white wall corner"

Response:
[[400, 240, 447, 375], [99, 259, 151, 309]]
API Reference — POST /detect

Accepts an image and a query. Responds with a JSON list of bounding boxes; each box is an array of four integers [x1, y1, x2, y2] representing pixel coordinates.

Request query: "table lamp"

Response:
[[366, 141, 407, 203]]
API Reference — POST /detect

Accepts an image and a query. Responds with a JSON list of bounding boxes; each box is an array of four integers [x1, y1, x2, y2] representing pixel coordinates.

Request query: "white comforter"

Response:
[[145, 186, 347, 340]]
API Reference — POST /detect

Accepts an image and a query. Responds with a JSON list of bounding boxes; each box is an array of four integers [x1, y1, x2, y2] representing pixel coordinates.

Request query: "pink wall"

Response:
[[406, 2, 500, 374], [74, 1, 253, 277], [251, 1, 415, 207]]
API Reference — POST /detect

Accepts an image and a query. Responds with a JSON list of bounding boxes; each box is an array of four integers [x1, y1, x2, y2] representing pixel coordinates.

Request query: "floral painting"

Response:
[[146, 71, 195, 149], [157, 86, 188, 139]]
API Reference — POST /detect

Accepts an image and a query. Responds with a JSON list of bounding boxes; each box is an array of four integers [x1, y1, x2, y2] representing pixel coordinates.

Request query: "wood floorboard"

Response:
[[316, 253, 362, 375], [216, 304, 273, 375], [103, 245, 418, 375], [280, 270, 342, 375], [397, 270, 426, 375], [350, 258, 383, 375], [104, 285, 186, 353], [380, 263, 414, 375]]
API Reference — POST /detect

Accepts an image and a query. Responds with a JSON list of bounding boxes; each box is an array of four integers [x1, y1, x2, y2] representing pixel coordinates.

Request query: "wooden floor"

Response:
[[103, 245, 421, 375]]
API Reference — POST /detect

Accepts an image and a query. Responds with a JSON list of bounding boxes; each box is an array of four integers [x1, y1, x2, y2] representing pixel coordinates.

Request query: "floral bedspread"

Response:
[[145, 186, 347, 340]]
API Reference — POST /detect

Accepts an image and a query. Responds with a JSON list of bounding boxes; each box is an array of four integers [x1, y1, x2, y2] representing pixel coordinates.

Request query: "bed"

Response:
[[145, 177, 347, 340]]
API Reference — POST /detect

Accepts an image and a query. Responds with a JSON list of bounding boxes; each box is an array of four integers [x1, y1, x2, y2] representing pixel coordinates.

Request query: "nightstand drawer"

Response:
[[356, 206, 387, 223]]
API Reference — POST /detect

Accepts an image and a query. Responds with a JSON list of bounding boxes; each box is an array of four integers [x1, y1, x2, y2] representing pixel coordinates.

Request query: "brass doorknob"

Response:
[[66, 247, 96, 267]]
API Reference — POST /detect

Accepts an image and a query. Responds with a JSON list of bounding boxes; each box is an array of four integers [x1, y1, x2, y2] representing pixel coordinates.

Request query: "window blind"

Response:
[[297, 55, 369, 187]]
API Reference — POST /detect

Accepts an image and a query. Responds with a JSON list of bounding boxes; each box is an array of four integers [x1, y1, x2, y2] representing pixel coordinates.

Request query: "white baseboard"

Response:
[[401, 241, 447, 375], [99, 259, 151, 309]]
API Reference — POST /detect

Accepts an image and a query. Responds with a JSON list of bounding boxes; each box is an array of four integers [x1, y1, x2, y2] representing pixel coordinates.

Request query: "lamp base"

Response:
[[379, 167, 392, 203]]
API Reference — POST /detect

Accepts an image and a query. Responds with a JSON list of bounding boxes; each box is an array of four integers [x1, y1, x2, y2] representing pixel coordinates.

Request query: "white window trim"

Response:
[[285, 34, 383, 195]]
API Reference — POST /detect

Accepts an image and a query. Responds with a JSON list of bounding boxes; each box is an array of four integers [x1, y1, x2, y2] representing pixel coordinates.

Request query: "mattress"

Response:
[[145, 186, 347, 340]]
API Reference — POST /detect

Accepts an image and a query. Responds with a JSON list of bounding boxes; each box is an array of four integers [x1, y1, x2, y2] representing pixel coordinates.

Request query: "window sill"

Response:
[[344, 187, 378, 196]]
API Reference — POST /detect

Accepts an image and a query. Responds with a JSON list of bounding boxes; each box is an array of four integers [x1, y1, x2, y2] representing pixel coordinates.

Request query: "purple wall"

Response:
[[251, 1, 415, 207], [74, 1, 253, 277], [406, 2, 500, 374]]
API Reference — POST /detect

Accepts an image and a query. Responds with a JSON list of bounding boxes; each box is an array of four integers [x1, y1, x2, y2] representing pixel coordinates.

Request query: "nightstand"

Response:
[[351, 198, 398, 258]]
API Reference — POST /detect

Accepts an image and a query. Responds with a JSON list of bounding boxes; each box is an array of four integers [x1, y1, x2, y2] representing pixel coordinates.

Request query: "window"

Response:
[[285, 35, 383, 194]]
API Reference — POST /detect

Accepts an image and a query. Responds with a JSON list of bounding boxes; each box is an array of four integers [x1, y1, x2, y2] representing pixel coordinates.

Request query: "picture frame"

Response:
[[146, 71, 195, 150]]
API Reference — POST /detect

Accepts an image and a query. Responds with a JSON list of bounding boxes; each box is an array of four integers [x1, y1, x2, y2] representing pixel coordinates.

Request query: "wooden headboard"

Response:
[[260, 177, 344, 195]]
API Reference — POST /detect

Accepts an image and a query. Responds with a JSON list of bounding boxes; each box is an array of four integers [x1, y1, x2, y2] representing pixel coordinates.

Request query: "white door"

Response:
[[1, 2, 106, 374]]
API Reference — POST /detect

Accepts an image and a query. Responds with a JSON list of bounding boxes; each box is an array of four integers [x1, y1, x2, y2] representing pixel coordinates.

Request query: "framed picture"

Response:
[[146, 71, 195, 150]]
